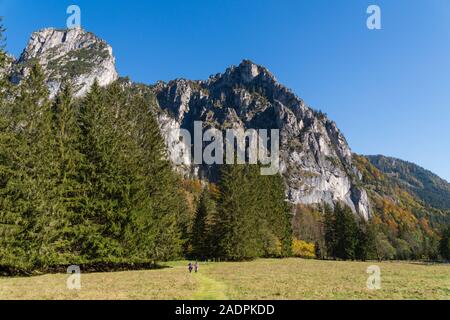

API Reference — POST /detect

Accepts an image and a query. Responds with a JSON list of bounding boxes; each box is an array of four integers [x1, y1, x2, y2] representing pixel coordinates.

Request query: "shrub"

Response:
[[292, 239, 316, 259]]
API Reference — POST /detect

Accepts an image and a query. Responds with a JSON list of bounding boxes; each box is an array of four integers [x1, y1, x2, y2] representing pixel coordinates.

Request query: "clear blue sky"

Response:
[[1, 0, 449, 181]]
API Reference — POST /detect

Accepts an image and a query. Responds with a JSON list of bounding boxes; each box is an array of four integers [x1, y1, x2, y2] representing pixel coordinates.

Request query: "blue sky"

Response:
[[1, 0, 450, 181]]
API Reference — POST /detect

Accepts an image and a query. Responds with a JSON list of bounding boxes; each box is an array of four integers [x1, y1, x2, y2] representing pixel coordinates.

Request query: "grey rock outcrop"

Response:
[[11, 28, 118, 97], [153, 60, 371, 218], [0, 54, 15, 76], [9, 28, 371, 218]]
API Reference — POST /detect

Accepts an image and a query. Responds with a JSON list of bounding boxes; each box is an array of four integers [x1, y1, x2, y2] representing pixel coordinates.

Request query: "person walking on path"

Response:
[[188, 262, 193, 273], [194, 262, 199, 273]]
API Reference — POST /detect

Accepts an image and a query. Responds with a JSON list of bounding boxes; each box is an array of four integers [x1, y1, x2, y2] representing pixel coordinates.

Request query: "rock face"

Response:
[[0, 54, 15, 76], [9, 29, 371, 218], [12, 28, 118, 97], [153, 60, 371, 218]]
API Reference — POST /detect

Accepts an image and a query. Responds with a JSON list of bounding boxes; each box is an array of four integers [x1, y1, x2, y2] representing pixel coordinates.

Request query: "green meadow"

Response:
[[1, 259, 448, 300]]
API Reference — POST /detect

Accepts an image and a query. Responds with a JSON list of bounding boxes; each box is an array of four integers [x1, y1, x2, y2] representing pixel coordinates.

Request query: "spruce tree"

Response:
[[248, 164, 272, 257], [215, 163, 292, 261], [0, 18, 11, 97], [191, 187, 218, 260], [122, 91, 186, 262], [78, 80, 128, 260], [324, 204, 337, 259], [0, 62, 55, 270], [0, 19, 26, 269], [42, 82, 87, 265], [19, 63, 58, 268], [334, 203, 358, 260], [439, 226, 450, 260], [254, 167, 292, 258], [217, 164, 259, 260]]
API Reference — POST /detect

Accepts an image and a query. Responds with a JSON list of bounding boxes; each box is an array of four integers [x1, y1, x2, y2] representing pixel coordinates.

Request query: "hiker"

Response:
[[188, 262, 193, 273], [194, 262, 199, 273]]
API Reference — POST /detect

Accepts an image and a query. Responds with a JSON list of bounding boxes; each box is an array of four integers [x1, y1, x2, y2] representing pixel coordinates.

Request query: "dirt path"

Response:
[[191, 271, 228, 300]]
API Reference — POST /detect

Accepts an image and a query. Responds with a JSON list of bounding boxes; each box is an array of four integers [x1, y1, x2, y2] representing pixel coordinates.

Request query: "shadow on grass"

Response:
[[0, 262, 171, 278], [403, 260, 450, 266]]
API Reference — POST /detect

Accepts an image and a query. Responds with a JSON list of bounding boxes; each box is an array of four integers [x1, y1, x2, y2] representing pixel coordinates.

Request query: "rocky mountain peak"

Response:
[[8, 28, 371, 218], [208, 59, 277, 87], [154, 61, 371, 219], [12, 27, 118, 97], [229, 59, 272, 82]]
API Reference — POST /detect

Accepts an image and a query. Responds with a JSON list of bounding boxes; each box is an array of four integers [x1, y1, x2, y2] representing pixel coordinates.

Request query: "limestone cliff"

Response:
[[153, 60, 371, 218], [8, 29, 371, 218], [11, 28, 118, 97]]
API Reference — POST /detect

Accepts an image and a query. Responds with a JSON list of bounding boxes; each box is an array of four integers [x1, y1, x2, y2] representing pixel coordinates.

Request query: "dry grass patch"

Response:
[[0, 266, 197, 300], [0, 259, 448, 300], [205, 259, 450, 300]]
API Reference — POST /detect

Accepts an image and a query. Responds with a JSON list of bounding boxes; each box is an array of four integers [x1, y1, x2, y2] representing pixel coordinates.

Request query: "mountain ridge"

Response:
[[5, 27, 448, 222], [11, 27, 118, 97], [367, 155, 450, 211], [150, 58, 371, 218]]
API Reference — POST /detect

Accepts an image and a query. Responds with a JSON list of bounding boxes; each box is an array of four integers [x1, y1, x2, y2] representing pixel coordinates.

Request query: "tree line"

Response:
[[1, 21, 448, 274], [0, 23, 292, 272], [294, 203, 450, 261], [190, 164, 292, 261], [0, 63, 189, 272]]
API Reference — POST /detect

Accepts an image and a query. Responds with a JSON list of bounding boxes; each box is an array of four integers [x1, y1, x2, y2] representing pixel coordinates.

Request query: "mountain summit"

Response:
[[12, 28, 118, 97], [154, 59, 371, 218], [7, 28, 371, 218]]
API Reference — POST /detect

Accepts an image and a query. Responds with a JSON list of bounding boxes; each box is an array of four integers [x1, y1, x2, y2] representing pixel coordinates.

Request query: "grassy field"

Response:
[[0, 259, 448, 300]]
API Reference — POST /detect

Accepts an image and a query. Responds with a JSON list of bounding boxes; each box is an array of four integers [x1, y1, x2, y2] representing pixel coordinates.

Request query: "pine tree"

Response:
[[255, 168, 292, 258], [270, 173, 293, 257], [0, 19, 26, 269], [40, 82, 87, 265], [355, 220, 376, 261], [216, 164, 259, 260], [334, 203, 358, 260], [247, 164, 272, 257], [214, 162, 292, 261], [0, 61, 56, 270], [122, 91, 186, 262], [323, 204, 336, 259], [77, 80, 128, 260], [0, 18, 11, 98], [324, 203, 362, 261], [19, 63, 58, 268], [439, 226, 450, 260], [191, 187, 218, 260]]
